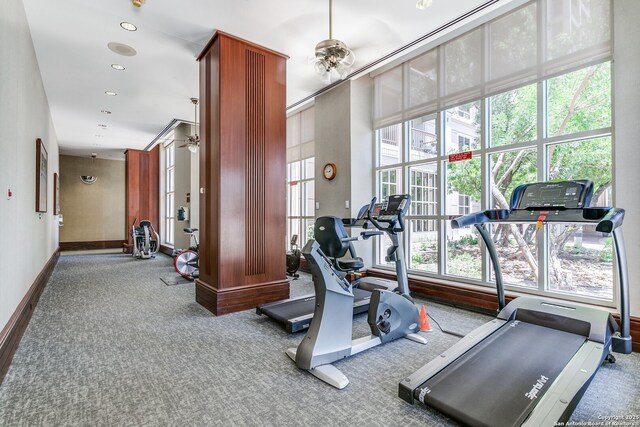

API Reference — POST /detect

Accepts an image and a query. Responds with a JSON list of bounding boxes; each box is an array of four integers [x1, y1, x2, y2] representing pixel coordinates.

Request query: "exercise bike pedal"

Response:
[[377, 318, 391, 334]]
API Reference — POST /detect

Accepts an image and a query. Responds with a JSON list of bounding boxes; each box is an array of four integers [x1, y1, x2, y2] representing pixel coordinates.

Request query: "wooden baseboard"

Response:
[[367, 269, 640, 353], [0, 248, 60, 384], [159, 244, 174, 256], [60, 240, 125, 251], [195, 279, 290, 316]]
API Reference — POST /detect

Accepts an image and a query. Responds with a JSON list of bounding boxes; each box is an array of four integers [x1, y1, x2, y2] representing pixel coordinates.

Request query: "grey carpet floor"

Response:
[[0, 254, 638, 427]]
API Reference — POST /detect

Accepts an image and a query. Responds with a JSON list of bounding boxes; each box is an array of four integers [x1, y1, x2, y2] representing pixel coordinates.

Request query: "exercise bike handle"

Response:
[[366, 197, 385, 231]]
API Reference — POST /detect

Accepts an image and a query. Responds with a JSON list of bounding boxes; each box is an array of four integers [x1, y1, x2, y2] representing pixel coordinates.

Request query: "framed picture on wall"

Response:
[[35, 138, 48, 213], [53, 172, 60, 215]]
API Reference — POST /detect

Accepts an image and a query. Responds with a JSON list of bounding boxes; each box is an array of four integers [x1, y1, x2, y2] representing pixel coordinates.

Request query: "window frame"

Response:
[[374, 60, 615, 309], [164, 142, 175, 246]]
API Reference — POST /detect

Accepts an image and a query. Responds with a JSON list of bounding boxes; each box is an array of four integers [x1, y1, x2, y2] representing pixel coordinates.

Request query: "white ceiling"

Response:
[[22, 0, 495, 160]]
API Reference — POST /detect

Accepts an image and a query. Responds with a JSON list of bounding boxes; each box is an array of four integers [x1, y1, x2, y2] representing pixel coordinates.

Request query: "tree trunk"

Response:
[[490, 178, 538, 280]]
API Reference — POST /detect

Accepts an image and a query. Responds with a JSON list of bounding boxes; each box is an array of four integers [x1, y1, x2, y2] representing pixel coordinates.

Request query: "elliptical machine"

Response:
[[131, 218, 160, 259], [286, 234, 301, 279], [286, 194, 427, 389]]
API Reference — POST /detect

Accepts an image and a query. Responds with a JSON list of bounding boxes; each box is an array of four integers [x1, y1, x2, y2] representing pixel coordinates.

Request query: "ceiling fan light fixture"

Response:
[[131, 0, 145, 7], [312, 0, 355, 84], [416, 0, 433, 10]]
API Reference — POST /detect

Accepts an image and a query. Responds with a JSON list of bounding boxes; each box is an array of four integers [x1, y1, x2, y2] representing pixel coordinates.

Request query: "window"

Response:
[[287, 158, 315, 249], [458, 195, 470, 215], [374, 62, 613, 304], [457, 135, 470, 152], [286, 107, 315, 249], [372, 0, 614, 305], [164, 142, 175, 246]]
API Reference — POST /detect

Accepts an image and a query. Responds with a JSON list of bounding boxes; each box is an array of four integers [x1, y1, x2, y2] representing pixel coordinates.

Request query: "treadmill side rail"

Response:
[[399, 318, 506, 404], [522, 341, 605, 426]]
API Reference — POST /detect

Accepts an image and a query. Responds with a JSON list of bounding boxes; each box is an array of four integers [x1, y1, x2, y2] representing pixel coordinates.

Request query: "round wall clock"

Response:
[[322, 162, 337, 180]]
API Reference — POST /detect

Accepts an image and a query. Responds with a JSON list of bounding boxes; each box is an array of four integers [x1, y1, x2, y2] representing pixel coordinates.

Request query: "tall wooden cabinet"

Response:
[[196, 32, 289, 315]]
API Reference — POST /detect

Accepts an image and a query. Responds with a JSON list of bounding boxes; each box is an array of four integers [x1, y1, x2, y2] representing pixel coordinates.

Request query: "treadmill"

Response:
[[399, 180, 632, 427], [256, 204, 396, 333]]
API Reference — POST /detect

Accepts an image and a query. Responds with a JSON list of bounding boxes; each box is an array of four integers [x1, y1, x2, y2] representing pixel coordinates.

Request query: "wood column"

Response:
[[124, 146, 160, 247], [196, 32, 289, 315]]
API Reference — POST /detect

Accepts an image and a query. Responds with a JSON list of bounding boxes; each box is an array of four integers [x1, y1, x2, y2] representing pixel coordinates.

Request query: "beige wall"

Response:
[[614, 0, 640, 317], [0, 0, 60, 331], [59, 155, 125, 242]]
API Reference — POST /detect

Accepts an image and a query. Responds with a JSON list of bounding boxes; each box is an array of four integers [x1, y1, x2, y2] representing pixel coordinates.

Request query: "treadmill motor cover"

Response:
[[415, 320, 586, 427]]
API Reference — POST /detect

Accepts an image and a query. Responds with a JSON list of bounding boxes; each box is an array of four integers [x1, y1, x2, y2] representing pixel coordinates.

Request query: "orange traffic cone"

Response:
[[419, 304, 432, 332]]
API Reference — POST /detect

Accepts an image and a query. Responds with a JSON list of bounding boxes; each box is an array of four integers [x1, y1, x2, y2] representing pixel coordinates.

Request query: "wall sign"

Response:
[[448, 151, 473, 163]]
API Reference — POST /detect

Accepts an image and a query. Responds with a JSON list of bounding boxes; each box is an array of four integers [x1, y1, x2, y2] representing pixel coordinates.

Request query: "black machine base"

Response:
[[256, 288, 371, 333]]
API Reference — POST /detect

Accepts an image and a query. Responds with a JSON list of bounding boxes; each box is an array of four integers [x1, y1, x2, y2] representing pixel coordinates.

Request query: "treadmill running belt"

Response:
[[416, 320, 586, 427]]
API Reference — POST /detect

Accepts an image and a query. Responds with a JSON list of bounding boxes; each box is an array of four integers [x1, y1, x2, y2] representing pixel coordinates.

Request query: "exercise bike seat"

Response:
[[336, 258, 364, 271], [184, 228, 198, 233]]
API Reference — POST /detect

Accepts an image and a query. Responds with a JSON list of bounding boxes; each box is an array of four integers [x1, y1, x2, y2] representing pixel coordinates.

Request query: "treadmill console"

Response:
[[377, 194, 410, 222], [511, 180, 593, 210]]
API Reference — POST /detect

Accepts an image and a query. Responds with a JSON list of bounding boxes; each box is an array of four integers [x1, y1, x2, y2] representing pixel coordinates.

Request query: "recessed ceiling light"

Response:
[[101, 110, 111, 114], [120, 22, 137, 31], [105, 91, 117, 96], [111, 64, 125, 71]]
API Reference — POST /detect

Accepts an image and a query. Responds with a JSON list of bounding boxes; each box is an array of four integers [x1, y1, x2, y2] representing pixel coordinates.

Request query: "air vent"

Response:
[[107, 42, 137, 57]]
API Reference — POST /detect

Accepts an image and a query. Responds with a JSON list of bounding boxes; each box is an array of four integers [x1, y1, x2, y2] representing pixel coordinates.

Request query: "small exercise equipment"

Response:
[[286, 234, 301, 279], [287, 194, 427, 389], [131, 218, 160, 259], [174, 228, 199, 280]]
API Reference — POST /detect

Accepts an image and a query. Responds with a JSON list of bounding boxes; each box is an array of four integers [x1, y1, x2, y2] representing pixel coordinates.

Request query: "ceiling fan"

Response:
[[311, 0, 355, 84], [174, 98, 200, 153]]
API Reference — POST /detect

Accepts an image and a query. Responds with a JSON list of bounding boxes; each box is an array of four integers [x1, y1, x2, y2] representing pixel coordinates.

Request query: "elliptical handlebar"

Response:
[[366, 197, 384, 231], [366, 195, 409, 234]]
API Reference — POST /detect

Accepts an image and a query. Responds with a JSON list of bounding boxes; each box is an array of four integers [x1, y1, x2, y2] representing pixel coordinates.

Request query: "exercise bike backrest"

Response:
[[314, 217, 353, 259]]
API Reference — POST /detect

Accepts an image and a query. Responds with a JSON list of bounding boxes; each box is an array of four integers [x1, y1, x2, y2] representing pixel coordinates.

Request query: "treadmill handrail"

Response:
[[452, 207, 625, 232], [450, 205, 630, 353]]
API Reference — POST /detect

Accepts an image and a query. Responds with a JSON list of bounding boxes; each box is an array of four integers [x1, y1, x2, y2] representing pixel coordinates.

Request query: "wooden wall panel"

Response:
[[245, 49, 266, 276], [125, 148, 160, 244], [60, 240, 125, 251], [196, 32, 289, 315]]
